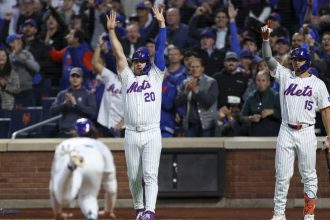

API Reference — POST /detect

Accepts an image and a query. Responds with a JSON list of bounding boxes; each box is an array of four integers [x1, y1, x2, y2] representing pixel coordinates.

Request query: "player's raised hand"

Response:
[[106, 10, 117, 31], [261, 20, 273, 40], [151, 6, 165, 27]]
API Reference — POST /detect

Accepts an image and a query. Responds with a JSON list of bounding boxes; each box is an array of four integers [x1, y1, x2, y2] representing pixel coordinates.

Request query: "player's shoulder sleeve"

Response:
[[316, 78, 330, 110], [272, 63, 292, 83], [97, 68, 116, 84], [118, 66, 133, 85], [149, 64, 165, 80]]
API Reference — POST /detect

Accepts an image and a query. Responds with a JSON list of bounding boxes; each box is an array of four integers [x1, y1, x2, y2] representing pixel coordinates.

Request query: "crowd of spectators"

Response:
[[0, 0, 329, 138]]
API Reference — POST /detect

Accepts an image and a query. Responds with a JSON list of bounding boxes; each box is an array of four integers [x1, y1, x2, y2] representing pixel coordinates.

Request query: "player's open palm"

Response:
[[106, 10, 117, 31], [151, 6, 165, 24]]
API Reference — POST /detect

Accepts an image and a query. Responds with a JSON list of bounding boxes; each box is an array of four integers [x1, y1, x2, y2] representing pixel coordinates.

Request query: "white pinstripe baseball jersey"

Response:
[[119, 65, 164, 128], [272, 64, 330, 125], [97, 68, 123, 129]]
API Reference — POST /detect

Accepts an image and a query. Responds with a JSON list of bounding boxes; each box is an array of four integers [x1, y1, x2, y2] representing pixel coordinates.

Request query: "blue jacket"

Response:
[[160, 78, 177, 136]]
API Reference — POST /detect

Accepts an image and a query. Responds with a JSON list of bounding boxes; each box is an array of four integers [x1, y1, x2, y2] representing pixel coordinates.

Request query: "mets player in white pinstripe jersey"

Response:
[[107, 5, 166, 220], [261, 21, 330, 220]]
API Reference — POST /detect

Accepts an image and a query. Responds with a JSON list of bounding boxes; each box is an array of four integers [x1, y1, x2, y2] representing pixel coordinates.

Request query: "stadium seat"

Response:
[[41, 97, 56, 120], [10, 107, 43, 138], [0, 109, 11, 118], [0, 118, 12, 138]]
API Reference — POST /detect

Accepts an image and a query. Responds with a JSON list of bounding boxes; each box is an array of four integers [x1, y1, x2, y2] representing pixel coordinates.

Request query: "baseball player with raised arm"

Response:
[[92, 34, 124, 137], [49, 118, 117, 220], [261, 21, 330, 220], [106, 5, 166, 220]]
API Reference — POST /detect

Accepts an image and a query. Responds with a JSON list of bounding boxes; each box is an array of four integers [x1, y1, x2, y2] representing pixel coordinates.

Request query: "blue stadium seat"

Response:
[[0, 118, 11, 138], [0, 109, 11, 118], [41, 97, 56, 120], [10, 107, 43, 138]]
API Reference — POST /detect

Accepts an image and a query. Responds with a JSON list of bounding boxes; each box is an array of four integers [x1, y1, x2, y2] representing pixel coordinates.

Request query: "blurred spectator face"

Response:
[[214, 11, 228, 29], [243, 40, 257, 54], [183, 54, 197, 70], [22, 23, 38, 38], [109, 0, 121, 11], [224, 58, 239, 73], [0, 50, 8, 67], [136, 9, 149, 18], [168, 47, 183, 64], [276, 42, 290, 55], [33, 0, 42, 13], [71, 16, 83, 30], [20, 0, 35, 16], [126, 24, 140, 43], [240, 57, 253, 71], [63, 0, 75, 11], [257, 60, 269, 72], [47, 15, 59, 30], [230, 105, 241, 120], [200, 36, 215, 50], [166, 8, 180, 27], [9, 38, 23, 52], [66, 29, 79, 45], [322, 33, 330, 53], [70, 73, 83, 88], [136, 8, 149, 20], [256, 72, 270, 92], [146, 42, 155, 58], [190, 58, 204, 78], [291, 33, 304, 48]]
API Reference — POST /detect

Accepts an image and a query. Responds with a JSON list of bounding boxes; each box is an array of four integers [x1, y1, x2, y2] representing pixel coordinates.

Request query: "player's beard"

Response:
[[133, 69, 143, 76]]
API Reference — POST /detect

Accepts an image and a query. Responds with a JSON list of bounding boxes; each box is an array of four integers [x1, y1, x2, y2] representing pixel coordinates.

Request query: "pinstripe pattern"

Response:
[[119, 64, 164, 213], [273, 64, 330, 125], [274, 124, 317, 215], [271, 64, 330, 217]]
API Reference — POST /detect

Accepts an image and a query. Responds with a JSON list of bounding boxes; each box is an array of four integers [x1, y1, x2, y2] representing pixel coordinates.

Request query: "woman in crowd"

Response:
[[0, 48, 20, 110]]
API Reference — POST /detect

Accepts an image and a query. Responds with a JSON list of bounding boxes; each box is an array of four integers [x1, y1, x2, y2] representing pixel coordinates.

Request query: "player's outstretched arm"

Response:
[[106, 10, 128, 74], [92, 36, 104, 75], [261, 20, 278, 72], [152, 6, 166, 71]]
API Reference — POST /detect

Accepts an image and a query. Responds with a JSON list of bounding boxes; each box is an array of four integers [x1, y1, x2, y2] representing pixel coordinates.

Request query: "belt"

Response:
[[126, 124, 159, 132], [287, 123, 313, 130]]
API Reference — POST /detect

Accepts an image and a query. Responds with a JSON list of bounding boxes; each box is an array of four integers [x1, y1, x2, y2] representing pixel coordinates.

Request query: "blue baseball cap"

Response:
[[23, 18, 37, 27], [276, 37, 290, 45], [240, 49, 254, 59], [136, 2, 147, 10], [269, 12, 281, 22], [200, 28, 216, 39], [6, 34, 22, 44]]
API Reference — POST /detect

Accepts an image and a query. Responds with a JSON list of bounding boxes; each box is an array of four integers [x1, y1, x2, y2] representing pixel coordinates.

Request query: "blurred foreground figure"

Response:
[[49, 118, 117, 220]]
